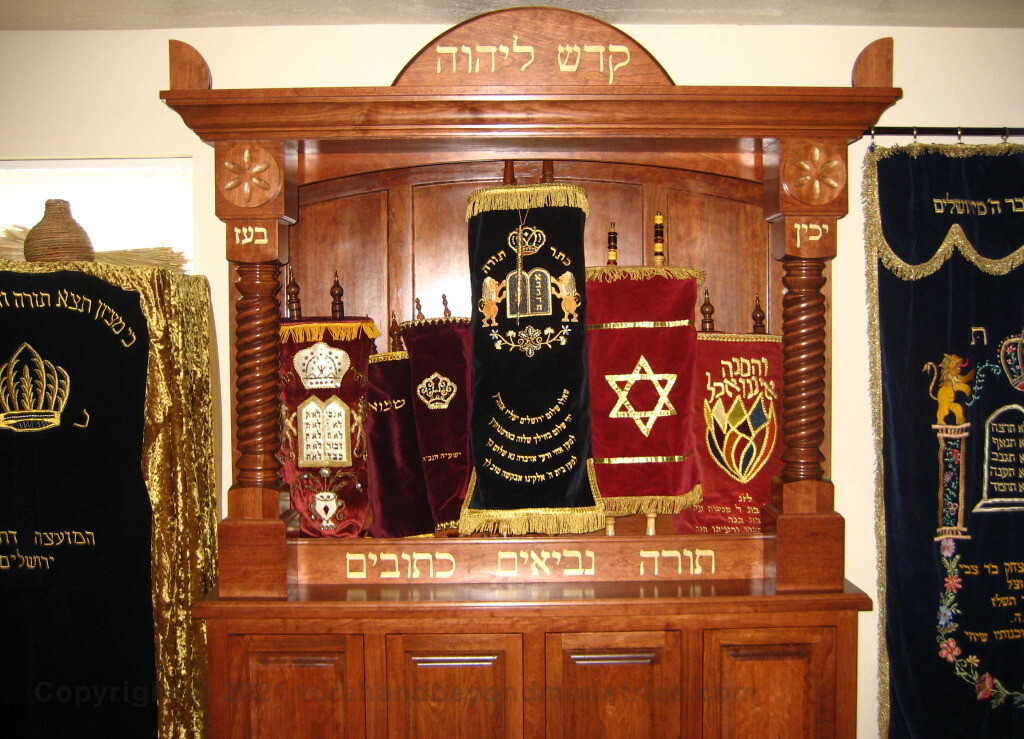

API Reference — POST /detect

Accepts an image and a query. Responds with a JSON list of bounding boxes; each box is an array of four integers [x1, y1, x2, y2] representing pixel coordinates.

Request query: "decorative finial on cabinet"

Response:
[[442, 293, 451, 319], [285, 264, 302, 319], [752, 294, 766, 334], [389, 311, 404, 351], [330, 270, 345, 319], [414, 297, 424, 320], [541, 160, 554, 183], [503, 160, 516, 185], [606, 222, 618, 265], [700, 287, 716, 333], [652, 211, 665, 266]]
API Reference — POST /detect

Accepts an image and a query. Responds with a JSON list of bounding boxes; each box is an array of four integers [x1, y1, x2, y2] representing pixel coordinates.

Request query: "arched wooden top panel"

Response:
[[393, 7, 673, 87]]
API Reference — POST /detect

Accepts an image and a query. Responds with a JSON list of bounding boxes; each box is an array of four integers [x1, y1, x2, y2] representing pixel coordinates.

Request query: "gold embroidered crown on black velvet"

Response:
[[0, 343, 71, 432], [416, 372, 457, 410]]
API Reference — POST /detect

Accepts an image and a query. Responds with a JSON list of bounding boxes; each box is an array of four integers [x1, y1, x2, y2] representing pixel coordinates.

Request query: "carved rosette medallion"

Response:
[[782, 144, 846, 206], [217, 144, 281, 208]]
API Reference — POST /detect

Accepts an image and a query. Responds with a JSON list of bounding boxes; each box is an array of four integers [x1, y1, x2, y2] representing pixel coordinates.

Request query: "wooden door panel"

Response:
[[666, 188, 770, 334], [703, 626, 836, 738], [241, 634, 365, 739], [546, 631, 682, 739], [386, 632, 523, 739], [290, 191, 389, 324]]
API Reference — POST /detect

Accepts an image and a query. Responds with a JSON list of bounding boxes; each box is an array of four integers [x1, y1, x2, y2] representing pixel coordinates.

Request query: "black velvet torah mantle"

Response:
[[461, 184, 604, 535], [0, 269, 156, 737]]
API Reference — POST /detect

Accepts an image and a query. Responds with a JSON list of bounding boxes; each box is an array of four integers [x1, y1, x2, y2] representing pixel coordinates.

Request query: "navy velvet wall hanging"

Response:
[[867, 143, 1024, 736]]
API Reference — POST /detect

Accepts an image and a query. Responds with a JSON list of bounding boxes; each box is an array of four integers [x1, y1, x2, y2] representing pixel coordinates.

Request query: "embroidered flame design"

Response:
[[704, 390, 777, 484]]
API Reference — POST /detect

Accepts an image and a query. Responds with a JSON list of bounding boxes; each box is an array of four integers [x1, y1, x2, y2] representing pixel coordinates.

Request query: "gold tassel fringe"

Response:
[[280, 320, 380, 343], [601, 485, 703, 516], [585, 265, 705, 285], [399, 316, 471, 330], [865, 143, 1024, 281], [466, 183, 589, 220], [458, 461, 606, 536]]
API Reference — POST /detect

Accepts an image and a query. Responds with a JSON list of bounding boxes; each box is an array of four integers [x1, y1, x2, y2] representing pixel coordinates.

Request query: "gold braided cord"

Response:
[[466, 183, 590, 220], [865, 143, 1024, 281], [601, 485, 703, 516], [280, 320, 380, 343], [369, 351, 409, 363], [697, 332, 781, 343], [457, 460, 606, 536], [585, 265, 705, 285], [587, 319, 692, 331], [0, 259, 216, 739]]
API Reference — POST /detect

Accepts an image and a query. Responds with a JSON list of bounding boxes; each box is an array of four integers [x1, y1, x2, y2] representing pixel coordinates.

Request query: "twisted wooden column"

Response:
[[780, 256, 827, 483], [233, 260, 282, 497]]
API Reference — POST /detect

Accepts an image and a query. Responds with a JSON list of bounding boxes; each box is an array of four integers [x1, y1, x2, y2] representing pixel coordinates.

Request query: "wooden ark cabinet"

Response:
[[162, 8, 900, 736]]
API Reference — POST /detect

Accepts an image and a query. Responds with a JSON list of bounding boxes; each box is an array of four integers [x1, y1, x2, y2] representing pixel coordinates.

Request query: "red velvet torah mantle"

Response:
[[675, 332, 783, 535], [279, 318, 379, 537], [585, 265, 705, 515], [365, 351, 435, 538]]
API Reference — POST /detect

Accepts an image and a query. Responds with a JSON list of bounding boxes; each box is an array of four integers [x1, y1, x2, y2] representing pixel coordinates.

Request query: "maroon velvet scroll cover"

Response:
[[675, 333, 783, 535], [365, 351, 435, 538], [278, 318, 379, 537], [400, 317, 473, 530], [585, 266, 704, 514]]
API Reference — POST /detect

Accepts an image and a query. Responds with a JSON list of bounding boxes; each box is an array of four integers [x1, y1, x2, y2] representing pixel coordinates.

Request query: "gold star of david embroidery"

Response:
[[605, 355, 677, 437]]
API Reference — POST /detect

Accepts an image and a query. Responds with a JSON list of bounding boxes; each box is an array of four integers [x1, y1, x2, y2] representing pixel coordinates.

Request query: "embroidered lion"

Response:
[[922, 353, 975, 426], [478, 276, 506, 327], [551, 271, 580, 322]]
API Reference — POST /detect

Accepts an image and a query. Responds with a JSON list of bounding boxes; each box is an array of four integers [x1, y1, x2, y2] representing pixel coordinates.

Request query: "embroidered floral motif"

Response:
[[936, 537, 1024, 708], [490, 324, 569, 357]]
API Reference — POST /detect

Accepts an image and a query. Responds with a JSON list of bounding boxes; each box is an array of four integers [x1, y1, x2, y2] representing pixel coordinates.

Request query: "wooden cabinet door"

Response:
[[545, 631, 683, 739], [702, 626, 836, 738], [385, 633, 524, 738], [240, 634, 365, 739]]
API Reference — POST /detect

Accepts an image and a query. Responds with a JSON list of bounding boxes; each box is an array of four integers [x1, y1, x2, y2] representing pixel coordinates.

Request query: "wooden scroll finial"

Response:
[[700, 287, 716, 332], [442, 293, 451, 319], [330, 270, 345, 318], [541, 160, 554, 183], [415, 297, 424, 320], [503, 160, 516, 185], [389, 311, 404, 351], [652, 211, 665, 266], [752, 294, 766, 334], [285, 264, 302, 319], [606, 222, 618, 265]]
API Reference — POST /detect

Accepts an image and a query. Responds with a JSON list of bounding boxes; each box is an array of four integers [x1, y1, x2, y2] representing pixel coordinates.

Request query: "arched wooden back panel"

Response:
[[291, 160, 773, 333]]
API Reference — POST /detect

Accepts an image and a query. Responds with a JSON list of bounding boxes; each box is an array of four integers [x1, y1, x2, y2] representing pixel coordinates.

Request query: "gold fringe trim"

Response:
[[399, 316, 471, 329], [585, 265, 705, 286], [601, 486, 703, 516], [588, 319, 691, 331], [369, 351, 409, 363], [865, 143, 1024, 282], [466, 183, 589, 220], [457, 460, 605, 536], [697, 332, 781, 343], [280, 320, 380, 343]]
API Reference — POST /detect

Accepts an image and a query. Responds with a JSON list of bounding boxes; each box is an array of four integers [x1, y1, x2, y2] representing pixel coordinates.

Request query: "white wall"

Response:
[[3, 21, 1022, 737]]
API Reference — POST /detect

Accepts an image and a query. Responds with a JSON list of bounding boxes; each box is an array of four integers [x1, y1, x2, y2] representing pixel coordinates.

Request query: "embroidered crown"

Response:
[[416, 372, 457, 410], [293, 341, 350, 389], [0, 343, 71, 432]]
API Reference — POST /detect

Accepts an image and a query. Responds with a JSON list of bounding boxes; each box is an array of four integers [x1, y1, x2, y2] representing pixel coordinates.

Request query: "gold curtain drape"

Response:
[[0, 260, 217, 738]]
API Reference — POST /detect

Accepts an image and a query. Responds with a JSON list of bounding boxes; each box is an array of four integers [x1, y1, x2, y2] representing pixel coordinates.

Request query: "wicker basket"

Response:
[[23, 199, 95, 262]]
